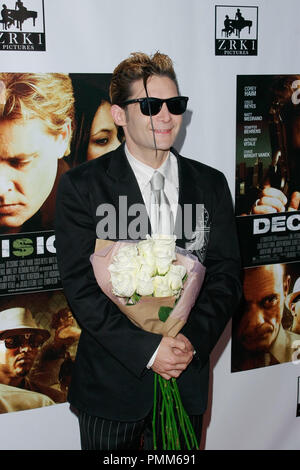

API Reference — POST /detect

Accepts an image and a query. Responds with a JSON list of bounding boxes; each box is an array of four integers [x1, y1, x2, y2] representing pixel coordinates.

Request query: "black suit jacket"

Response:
[[55, 144, 242, 420]]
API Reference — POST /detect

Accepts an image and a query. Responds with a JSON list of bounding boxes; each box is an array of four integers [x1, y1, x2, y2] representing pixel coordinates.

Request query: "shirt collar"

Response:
[[124, 144, 178, 191]]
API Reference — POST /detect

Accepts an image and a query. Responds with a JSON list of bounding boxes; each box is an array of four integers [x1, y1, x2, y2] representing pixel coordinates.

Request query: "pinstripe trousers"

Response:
[[78, 408, 202, 450]]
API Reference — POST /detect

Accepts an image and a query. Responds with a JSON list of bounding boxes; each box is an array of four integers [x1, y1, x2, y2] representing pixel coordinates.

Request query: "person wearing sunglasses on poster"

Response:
[[55, 51, 241, 450], [0, 307, 65, 405]]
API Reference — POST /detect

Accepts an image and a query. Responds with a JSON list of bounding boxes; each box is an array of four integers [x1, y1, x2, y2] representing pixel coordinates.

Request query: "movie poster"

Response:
[[0, 72, 117, 413], [232, 75, 300, 373]]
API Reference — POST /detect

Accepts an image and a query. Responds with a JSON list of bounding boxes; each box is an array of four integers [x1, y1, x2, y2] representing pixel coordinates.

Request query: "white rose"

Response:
[[137, 238, 154, 257], [166, 270, 183, 293], [118, 244, 138, 257], [141, 253, 156, 276], [169, 264, 186, 279], [138, 263, 154, 278], [111, 245, 141, 271], [110, 270, 136, 298], [155, 256, 173, 275], [152, 234, 176, 259], [153, 275, 173, 297], [135, 265, 154, 296], [137, 239, 156, 276]]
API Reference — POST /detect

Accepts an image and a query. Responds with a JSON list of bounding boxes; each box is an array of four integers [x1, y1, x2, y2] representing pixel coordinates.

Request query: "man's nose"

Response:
[[253, 311, 265, 326], [157, 102, 172, 121], [19, 343, 33, 352], [244, 306, 265, 328], [0, 173, 14, 196]]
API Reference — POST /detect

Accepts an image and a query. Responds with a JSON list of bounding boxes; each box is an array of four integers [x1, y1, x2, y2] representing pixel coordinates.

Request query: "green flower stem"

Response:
[[161, 379, 174, 449], [152, 374, 199, 450], [159, 377, 179, 450], [169, 389, 180, 449], [171, 381, 191, 450], [170, 380, 189, 449], [169, 384, 181, 450], [172, 379, 199, 449], [171, 379, 184, 427], [158, 376, 172, 449], [160, 394, 166, 450], [162, 378, 177, 449], [184, 409, 199, 448]]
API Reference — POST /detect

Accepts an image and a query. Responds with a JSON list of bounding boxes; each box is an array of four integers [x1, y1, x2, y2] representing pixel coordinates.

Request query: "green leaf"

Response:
[[126, 292, 141, 305], [158, 306, 173, 322]]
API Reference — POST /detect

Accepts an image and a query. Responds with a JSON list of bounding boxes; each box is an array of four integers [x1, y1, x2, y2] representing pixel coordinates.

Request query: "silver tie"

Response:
[[150, 171, 174, 235]]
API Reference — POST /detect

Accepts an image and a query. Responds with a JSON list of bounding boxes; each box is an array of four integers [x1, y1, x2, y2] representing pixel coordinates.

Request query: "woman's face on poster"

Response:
[[87, 101, 119, 160]]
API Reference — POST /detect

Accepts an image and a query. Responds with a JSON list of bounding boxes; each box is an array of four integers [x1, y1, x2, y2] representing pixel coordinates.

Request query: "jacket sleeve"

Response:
[[180, 172, 242, 366], [54, 171, 162, 378]]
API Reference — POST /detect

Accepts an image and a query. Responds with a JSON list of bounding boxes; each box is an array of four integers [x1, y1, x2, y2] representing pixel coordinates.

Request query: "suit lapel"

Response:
[[172, 148, 204, 249], [106, 144, 144, 201], [105, 144, 151, 239]]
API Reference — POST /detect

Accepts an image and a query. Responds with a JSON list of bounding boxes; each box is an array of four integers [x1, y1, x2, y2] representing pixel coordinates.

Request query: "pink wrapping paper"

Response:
[[90, 240, 206, 338]]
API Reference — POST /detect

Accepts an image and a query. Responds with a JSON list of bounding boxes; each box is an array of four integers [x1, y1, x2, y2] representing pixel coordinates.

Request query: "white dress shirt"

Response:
[[125, 144, 179, 229], [125, 144, 179, 368]]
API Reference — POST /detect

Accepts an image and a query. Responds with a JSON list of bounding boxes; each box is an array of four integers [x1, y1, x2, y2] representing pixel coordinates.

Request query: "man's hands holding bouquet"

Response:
[[152, 334, 194, 380]]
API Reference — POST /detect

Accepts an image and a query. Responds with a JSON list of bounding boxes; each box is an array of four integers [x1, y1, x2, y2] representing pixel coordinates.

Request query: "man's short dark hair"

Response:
[[109, 52, 179, 141]]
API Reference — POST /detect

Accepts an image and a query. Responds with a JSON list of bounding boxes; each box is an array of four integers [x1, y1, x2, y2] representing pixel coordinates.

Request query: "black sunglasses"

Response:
[[121, 96, 189, 116], [2, 333, 45, 349]]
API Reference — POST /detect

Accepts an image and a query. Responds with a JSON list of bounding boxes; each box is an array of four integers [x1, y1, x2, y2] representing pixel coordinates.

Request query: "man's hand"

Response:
[[252, 186, 287, 214], [151, 336, 194, 380], [175, 333, 194, 353], [252, 186, 300, 214]]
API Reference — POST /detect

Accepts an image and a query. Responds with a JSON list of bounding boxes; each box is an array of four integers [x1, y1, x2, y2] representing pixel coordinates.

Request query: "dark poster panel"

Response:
[[0, 72, 118, 413], [235, 74, 300, 217], [232, 75, 300, 373]]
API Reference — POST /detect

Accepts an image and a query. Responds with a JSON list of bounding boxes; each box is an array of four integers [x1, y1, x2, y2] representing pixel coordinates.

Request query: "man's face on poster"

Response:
[[237, 264, 289, 352], [0, 333, 41, 380], [0, 118, 69, 232]]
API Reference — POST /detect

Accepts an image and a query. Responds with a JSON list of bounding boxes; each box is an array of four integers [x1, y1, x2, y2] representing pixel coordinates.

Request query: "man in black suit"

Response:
[[55, 52, 241, 450]]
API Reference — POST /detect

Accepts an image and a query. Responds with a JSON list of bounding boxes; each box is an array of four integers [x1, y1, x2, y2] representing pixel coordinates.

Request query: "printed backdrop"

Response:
[[0, 0, 300, 450], [233, 75, 300, 374]]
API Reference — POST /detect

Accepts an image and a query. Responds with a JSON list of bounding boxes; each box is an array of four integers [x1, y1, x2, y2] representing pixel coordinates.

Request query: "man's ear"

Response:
[[291, 302, 296, 315], [111, 104, 127, 127], [57, 118, 72, 158]]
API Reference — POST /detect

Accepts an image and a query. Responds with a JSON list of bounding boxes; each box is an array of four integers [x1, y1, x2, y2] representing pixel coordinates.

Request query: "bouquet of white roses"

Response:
[[109, 235, 185, 299], [90, 235, 206, 450]]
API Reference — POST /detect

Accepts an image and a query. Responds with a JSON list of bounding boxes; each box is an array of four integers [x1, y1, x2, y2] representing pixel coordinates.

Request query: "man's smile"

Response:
[[154, 128, 173, 134]]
